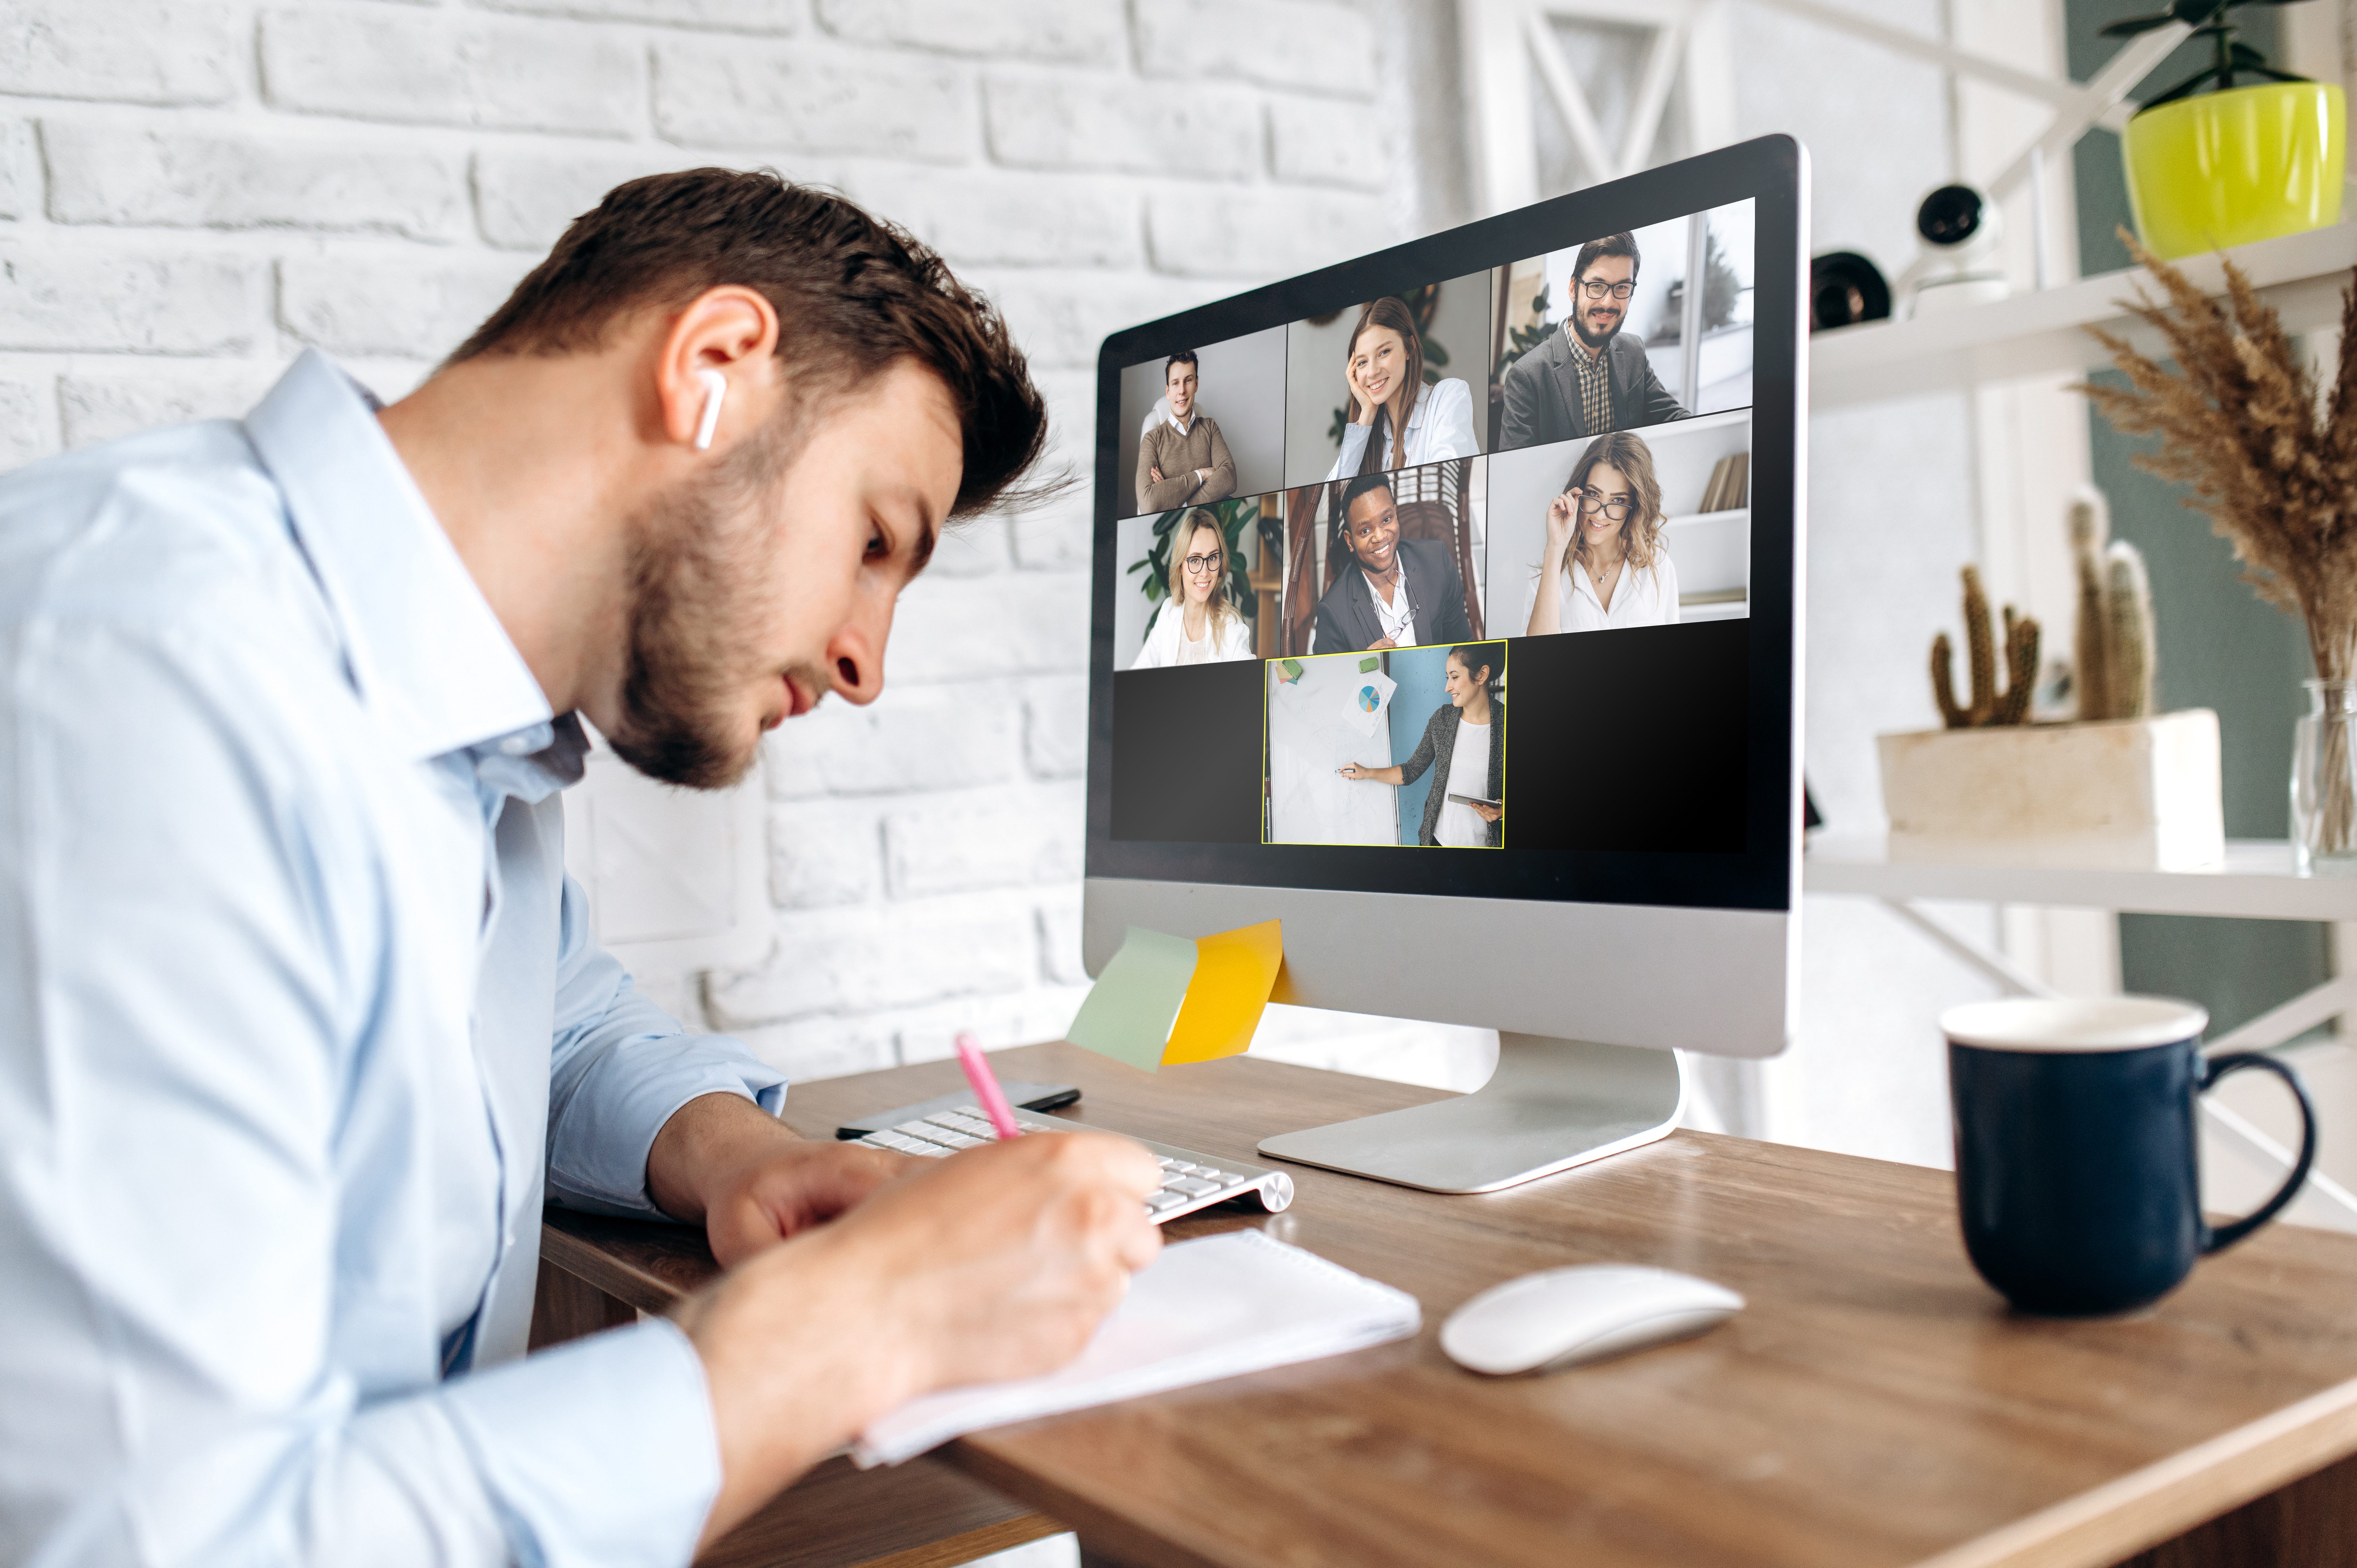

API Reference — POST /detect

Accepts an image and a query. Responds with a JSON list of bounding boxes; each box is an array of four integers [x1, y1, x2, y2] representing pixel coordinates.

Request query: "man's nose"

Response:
[[826, 598, 894, 708]]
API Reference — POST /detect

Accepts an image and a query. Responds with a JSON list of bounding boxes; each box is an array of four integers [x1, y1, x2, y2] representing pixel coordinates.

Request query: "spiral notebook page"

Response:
[[854, 1230, 1421, 1467]]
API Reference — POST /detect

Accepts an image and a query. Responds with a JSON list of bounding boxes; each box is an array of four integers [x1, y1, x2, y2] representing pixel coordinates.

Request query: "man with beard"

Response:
[[0, 170, 1162, 1568], [1497, 231, 1690, 451]]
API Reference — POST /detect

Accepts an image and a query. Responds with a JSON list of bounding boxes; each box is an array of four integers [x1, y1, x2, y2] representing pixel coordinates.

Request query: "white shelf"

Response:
[[1809, 223, 2357, 411], [1662, 405, 1753, 438], [1803, 833, 2357, 921]]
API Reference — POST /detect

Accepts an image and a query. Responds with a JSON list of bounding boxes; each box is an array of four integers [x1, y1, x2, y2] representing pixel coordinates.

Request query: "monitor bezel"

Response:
[[1083, 135, 1805, 915]]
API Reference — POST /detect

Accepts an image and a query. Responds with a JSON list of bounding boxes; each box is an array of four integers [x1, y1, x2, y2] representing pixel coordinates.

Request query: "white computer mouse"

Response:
[[1440, 1264, 1744, 1376]]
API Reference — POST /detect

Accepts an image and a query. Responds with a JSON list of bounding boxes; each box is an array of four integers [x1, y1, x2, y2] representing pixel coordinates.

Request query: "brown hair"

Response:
[[449, 168, 1050, 519], [1449, 641, 1506, 694], [1571, 231, 1642, 288], [1344, 297, 1425, 476], [1562, 430, 1664, 571]]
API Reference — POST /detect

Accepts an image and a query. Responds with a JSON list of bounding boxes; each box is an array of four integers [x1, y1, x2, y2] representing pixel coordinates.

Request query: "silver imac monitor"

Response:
[[1083, 138, 1807, 1193]]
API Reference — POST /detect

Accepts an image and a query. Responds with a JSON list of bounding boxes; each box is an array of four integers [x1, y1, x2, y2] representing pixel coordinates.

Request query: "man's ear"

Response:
[[654, 286, 782, 452]]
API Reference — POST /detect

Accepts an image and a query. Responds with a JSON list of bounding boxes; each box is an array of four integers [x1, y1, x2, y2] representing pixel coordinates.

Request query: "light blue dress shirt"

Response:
[[0, 350, 791, 1567]]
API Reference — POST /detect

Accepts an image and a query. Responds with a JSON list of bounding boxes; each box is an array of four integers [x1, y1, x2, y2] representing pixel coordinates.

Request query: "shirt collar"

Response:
[[1364, 565, 1413, 631], [243, 349, 555, 766], [1400, 381, 1431, 430], [1168, 404, 1195, 436], [1564, 320, 1609, 362], [460, 712, 590, 806]]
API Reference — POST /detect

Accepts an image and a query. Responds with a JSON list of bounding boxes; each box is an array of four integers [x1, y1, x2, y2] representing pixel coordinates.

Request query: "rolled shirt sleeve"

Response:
[[441, 1317, 719, 1568], [1326, 420, 1371, 482], [544, 872, 789, 1219]]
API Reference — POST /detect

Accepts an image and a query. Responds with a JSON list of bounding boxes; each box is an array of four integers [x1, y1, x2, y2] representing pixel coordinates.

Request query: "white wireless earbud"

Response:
[[693, 368, 727, 451]]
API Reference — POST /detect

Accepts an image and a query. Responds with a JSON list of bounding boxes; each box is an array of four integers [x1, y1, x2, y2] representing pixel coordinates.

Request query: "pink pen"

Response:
[[954, 1030, 1023, 1140]]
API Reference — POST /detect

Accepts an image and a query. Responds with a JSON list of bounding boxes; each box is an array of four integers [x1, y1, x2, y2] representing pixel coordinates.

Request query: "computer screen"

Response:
[[1086, 138, 1803, 923]]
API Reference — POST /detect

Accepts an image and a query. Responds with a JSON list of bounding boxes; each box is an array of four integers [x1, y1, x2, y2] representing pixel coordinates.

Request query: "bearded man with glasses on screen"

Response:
[[1498, 231, 1690, 451]]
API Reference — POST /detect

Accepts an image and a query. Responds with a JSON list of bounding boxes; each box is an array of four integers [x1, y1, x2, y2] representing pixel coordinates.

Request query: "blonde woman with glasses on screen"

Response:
[[1324, 295, 1478, 481], [1526, 430, 1679, 635], [1132, 508, 1255, 667]]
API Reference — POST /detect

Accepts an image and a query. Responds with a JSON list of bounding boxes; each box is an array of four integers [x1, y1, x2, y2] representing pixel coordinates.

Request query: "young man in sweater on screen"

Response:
[[1136, 348, 1239, 513], [0, 170, 1162, 1568]]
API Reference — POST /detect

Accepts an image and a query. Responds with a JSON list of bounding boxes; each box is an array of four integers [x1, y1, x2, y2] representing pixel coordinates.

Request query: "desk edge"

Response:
[[1916, 1375, 2357, 1568], [541, 1222, 684, 1315]]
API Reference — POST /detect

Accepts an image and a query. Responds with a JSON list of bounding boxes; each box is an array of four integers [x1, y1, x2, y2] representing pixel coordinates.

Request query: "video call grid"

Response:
[[1106, 200, 1760, 852]]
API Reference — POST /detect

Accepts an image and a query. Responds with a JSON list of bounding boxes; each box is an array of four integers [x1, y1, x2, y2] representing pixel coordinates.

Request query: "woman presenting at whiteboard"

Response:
[[1338, 642, 1505, 847], [1526, 430, 1679, 635], [1324, 295, 1479, 481]]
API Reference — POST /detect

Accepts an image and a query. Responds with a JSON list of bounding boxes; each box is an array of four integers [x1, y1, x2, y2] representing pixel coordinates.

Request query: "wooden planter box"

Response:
[[1876, 710, 2224, 870]]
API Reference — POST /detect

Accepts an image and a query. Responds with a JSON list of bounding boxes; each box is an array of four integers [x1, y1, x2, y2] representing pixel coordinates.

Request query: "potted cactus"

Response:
[[1877, 491, 2224, 869]]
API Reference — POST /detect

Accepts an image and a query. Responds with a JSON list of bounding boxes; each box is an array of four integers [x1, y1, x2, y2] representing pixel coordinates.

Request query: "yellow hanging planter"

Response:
[[2123, 79, 2346, 260]]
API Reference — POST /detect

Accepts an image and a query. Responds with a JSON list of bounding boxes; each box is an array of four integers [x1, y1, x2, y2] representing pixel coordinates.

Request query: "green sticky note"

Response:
[[1066, 926, 1198, 1071], [1279, 658, 1302, 680], [1358, 656, 1380, 673]]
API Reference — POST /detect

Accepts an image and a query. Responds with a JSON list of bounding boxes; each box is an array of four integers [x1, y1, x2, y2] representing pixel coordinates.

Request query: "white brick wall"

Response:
[[0, 0, 1466, 1112]]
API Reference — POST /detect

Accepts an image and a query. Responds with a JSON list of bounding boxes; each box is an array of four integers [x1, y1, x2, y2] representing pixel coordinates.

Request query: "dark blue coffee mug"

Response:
[[1942, 997, 2316, 1316]]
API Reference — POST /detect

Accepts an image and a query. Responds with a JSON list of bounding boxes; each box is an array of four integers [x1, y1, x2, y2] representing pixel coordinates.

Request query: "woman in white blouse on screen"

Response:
[[1132, 509, 1255, 667], [1525, 429, 1681, 635], [1324, 295, 1479, 482]]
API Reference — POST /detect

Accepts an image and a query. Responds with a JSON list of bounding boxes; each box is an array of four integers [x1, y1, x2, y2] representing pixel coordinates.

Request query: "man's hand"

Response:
[[1149, 463, 1165, 484], [673, 1131, 1162, 1547], [647, 1092, 911, 1266]]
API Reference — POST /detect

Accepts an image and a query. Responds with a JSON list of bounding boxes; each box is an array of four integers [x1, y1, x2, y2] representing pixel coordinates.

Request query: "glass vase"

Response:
[[2292, 680, 2357, 875]]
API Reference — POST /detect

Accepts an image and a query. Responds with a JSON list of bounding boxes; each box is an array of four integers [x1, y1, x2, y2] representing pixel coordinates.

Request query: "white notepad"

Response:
[[854, 1230, 1421, 1467]]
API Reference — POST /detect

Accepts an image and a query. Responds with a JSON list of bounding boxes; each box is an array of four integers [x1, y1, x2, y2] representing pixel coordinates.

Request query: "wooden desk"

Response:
[[534, 1043, 2357, 1568]]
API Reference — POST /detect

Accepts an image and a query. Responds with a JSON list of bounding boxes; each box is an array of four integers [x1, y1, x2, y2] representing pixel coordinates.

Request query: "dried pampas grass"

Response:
[[2078, 230, 2357, 683]]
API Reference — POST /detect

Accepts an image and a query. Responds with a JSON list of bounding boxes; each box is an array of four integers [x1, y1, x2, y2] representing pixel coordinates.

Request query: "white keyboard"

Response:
[[855, 1105, 1295, 1223]]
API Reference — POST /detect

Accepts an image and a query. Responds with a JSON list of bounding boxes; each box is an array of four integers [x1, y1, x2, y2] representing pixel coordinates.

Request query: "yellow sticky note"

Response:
[[1064, 920, 1285, 1070], [1161, 920, 1284, 1065]]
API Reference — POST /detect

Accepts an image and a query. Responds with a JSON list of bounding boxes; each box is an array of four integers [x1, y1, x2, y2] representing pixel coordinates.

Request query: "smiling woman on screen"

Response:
[[1133, 509, 1255, 667], [1338, 642, 1505, 848], [1324, 296, 1478, 482], [1526, 430, 1679, 635]]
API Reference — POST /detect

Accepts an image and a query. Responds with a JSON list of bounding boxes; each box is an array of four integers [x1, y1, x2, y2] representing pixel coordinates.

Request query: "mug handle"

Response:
[[2199, 1052, 2318, 1254]]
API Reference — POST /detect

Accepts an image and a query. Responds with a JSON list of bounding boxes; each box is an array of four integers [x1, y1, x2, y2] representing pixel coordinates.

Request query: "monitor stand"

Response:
[[1255, 1033, 1684, 1194]]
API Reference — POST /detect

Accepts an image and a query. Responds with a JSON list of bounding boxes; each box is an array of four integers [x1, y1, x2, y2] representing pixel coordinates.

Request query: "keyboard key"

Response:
[[894, 1122, 969, 1149], [1156, 1156, 1181, 1169], [1147, 1191, 1187, 1211], [1165, 1176, 1218, 1196]]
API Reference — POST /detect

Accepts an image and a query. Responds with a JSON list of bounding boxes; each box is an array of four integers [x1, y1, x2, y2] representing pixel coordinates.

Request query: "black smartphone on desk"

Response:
[[835, 1084, 1081, 1140]]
